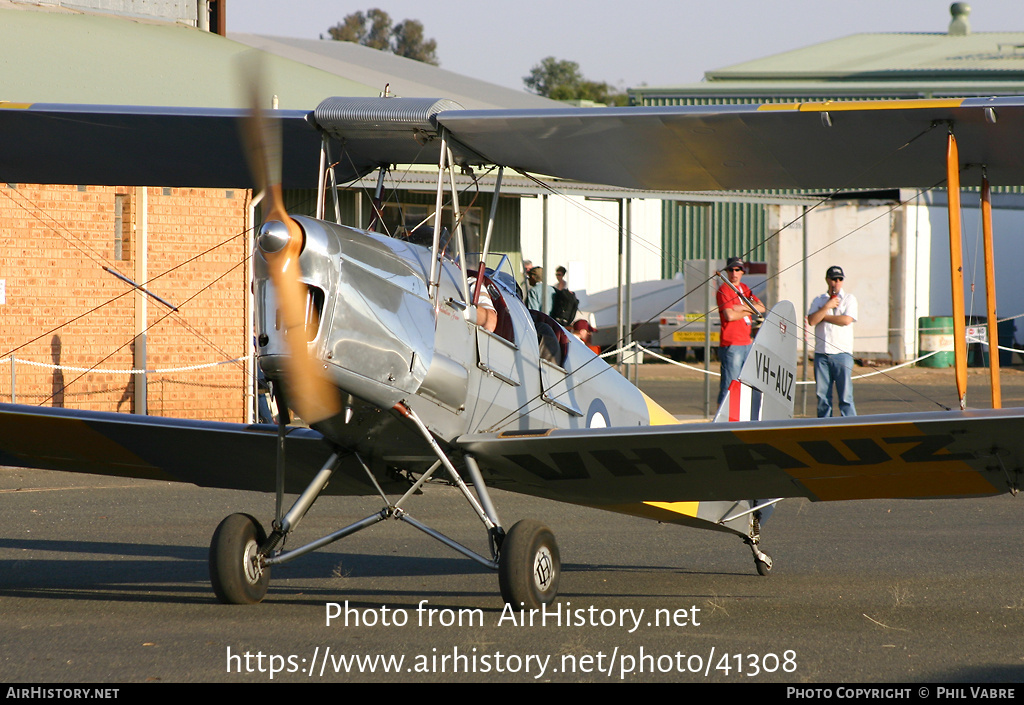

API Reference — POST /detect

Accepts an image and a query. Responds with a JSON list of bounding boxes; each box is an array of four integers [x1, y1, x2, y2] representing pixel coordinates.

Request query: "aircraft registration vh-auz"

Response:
[[1, 89, 1023, 609]]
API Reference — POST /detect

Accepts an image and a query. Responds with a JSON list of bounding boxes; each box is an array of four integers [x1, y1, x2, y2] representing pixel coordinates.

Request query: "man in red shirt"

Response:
[[717, 257, 765, 406]]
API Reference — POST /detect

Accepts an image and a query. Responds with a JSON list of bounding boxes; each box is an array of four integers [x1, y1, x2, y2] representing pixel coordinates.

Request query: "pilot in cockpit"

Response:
[[467, 272, 497, 333], [472, 283, 497, 333]]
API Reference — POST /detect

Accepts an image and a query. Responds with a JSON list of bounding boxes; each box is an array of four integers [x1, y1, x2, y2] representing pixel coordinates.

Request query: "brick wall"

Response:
[[0, 184, 252, 422]]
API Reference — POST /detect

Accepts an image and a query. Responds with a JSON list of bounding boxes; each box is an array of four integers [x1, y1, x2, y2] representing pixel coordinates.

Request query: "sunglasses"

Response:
[[727, 267, 744, 272], [828, 276, 844, 281]]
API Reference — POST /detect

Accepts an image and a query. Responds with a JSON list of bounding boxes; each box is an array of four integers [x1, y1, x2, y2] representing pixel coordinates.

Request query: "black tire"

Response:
[[209, 513, 270, 604], [755, 554, 772, 576], [498, 519, 560, 609]]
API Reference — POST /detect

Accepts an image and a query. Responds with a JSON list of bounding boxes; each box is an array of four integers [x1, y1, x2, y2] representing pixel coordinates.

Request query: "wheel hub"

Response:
[[533, 546, 554, 591], [242, 538, 263, 584]]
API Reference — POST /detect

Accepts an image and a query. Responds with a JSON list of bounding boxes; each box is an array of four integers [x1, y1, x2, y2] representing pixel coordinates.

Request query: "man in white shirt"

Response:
[[807, 265, 858, 417]]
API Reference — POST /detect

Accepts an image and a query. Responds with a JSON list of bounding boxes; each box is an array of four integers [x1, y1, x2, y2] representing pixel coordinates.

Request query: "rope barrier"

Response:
[[0, 354, 250, 375], [619, 338, 1017, 386], [2, 334, 1016, 389]]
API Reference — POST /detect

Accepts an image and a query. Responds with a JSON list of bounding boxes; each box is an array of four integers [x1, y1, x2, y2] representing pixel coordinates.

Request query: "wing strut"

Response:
[[480, 166, 504, 266], [946, 131, 968, 410], [427, 128, 448, 307], [980, 173, 1001, 408], [393, 402, 498, 534]]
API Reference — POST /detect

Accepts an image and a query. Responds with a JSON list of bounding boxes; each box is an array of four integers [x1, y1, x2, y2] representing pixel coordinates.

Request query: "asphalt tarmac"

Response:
[[1, 361, 1022, 683]]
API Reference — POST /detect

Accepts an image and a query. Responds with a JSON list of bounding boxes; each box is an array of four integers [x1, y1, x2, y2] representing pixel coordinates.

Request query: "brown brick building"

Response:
[[1, 184, 251, 420], [0, 5, 380, 422]]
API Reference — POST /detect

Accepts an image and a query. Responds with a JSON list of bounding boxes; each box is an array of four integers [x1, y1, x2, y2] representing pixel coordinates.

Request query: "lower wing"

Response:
[[0, 403, 377, 496], [5, 403, 1020, 508], [459, 409, 1022, 505]]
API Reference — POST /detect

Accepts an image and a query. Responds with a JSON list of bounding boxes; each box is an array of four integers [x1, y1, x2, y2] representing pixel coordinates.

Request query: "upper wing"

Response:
[[458, 408, 1022, 506], [437, 97, 1024, 191], [4, 97, 1024, 191], [0, 97, 464, 188], [0, 103, 330, 189], [0, 403, 384, 496]]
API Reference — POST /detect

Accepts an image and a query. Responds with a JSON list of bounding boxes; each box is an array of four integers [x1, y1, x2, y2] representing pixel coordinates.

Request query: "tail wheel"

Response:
[[749, 511, 772, 576], [498, 520, 560, 609], [209, 513, 270, 604]]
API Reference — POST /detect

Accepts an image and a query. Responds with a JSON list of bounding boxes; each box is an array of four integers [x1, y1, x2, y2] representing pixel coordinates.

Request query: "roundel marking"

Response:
[[586, 398, 609, 428]]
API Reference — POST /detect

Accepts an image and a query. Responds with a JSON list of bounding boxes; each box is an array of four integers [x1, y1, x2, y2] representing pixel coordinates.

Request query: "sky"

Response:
[[228, 0, 1023, 92]]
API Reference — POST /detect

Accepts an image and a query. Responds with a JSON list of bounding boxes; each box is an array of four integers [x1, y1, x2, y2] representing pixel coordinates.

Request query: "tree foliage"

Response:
[[392, 19, 437, 65], [327, 9, 439, 66], [523, 57, 628, 106]]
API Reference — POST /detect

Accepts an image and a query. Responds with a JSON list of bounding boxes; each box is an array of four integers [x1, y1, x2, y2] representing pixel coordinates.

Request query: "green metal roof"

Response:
[[634, 31, 1024, 102], [0, 8, 377, 109], [708, 32, 1024, 81], [229, 34, 559, 111]]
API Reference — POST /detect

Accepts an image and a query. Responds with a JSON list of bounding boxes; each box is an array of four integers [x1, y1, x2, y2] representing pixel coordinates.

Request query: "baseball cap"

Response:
[[826, 265, 845, 280], [572, 319, 596, 333], [725, 256, 746, 271]]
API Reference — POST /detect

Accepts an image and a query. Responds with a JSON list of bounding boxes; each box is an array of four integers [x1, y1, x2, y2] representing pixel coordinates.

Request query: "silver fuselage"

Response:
[[255, 217, 652, 472]]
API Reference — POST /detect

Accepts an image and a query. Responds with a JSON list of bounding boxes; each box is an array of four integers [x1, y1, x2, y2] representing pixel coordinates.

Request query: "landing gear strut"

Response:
[[208, 405, 563, 607]]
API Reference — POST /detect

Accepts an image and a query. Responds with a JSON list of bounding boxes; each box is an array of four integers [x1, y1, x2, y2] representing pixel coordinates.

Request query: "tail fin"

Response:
[[709, 301, 798, 537], [714, 301, 798, 423]]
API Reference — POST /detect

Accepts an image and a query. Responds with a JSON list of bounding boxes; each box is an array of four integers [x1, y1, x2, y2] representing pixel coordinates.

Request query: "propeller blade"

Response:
[[237, 53, 281, 196], [240, 55, 340, 425]]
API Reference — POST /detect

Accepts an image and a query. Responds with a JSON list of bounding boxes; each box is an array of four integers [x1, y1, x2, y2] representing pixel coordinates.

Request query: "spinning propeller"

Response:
[[240, 62, 340, 426]]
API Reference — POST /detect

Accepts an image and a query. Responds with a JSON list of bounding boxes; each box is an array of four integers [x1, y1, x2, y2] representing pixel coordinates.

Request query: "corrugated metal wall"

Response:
[[279, 187, 522, 263], [349, 189, 520, 253], [638, 93, 932, 107], [660, 200, 767, 278]]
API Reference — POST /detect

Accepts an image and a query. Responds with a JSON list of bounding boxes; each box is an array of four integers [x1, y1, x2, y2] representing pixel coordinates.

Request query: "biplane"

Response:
[[1, 92, 1023, 608]]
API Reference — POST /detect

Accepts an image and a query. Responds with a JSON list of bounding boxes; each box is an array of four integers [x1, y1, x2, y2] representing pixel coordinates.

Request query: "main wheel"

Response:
[[498, 519, 560, 609], [209, 513, 270, 604]]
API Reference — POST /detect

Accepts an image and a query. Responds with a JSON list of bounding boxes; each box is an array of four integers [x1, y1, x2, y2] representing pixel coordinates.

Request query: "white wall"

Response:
[[903, 200, 933, 354], [770, 202, 899, 357], [771, 193, 1024, 359], [519, 195, 662, 296]]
